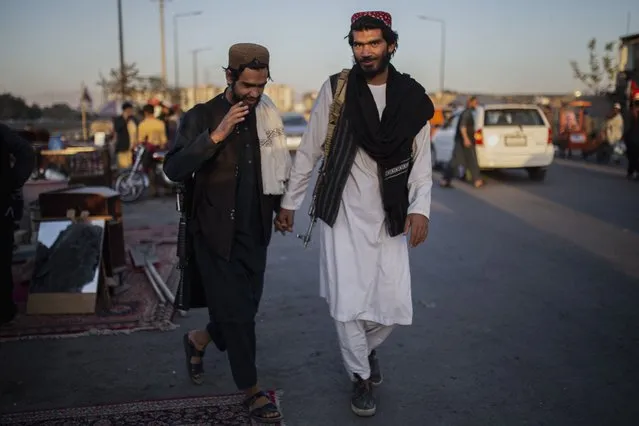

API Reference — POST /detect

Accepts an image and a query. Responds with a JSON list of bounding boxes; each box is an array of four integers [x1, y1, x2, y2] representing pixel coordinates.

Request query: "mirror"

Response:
[[30, 219, 105, 294]]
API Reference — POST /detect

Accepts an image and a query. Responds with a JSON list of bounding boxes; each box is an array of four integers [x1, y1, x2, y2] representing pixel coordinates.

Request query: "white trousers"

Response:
[[335, 319, 395, 381]]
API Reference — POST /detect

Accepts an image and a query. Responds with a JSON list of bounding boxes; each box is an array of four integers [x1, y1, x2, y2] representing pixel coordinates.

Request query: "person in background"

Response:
[[138, 104, 168, 148], [1, 123, 35, 324], [137, 104, 168, 196], [599, 103, 624, 164], [158, 101, 173, 141], [624, 97, 639, 179], [167, 104, 183, 149], [440, 96, 484, 188], [112, 102, 137, 169], [172, 104, 184, 126]]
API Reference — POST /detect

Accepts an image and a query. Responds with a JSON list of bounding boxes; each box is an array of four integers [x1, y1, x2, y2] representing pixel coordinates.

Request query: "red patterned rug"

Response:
[[0, 390, 285, 425], [0, 225, 180, 342]]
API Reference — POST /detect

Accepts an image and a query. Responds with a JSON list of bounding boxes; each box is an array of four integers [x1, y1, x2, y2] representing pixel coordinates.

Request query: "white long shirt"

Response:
[[606, 113, 624, 143], [281, 78, 433, 326]]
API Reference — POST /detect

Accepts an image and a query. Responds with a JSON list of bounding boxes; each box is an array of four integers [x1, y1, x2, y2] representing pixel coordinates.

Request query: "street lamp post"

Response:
[[191, 47, 213, 104], [173, 11, 202, 93], [418, 15, 446, 95], [159, 0, 166, 85], [117, 0, 126, 100]]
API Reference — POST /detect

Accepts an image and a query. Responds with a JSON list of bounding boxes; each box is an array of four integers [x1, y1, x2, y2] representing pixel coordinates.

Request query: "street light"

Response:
[[151, 0, 169, 86], [417, 15, 446, 96], [191, 47, 214, 103], [174, 11, 202, 92], [117, 0, 126, 100]]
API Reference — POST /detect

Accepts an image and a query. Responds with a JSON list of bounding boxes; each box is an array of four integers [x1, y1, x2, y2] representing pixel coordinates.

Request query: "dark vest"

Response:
[[189, 94, 280, 261], [113, 116, 132, 152]]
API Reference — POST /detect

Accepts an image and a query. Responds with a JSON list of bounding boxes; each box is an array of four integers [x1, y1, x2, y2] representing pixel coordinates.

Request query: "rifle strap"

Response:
[[322, 68, 350, 158]]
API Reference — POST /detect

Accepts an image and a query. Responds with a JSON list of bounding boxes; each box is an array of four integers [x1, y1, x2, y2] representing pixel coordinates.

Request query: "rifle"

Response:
[[175, 181, 192, 311], [296, 69, 350, 248]]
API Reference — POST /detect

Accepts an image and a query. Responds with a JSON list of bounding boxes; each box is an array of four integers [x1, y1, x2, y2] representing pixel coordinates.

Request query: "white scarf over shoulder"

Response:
[[255, 94, 292, 195]]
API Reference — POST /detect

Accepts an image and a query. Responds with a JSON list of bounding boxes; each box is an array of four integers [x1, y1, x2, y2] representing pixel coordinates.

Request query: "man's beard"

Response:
[[353, 51, 392, 79], [230, 82, 261, 108]]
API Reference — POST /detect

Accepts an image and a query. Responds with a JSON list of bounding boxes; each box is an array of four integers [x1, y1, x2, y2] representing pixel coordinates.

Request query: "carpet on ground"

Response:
[[0, 390, 284, 426], [0, 225, 180, 342]]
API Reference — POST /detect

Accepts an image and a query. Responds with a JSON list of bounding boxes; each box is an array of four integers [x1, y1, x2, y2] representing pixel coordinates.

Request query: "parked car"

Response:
[[431, 104, 553, 181], [281, 112, 307, 151]]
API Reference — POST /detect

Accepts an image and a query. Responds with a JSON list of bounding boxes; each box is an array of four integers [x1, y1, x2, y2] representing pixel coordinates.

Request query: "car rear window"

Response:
[[484, 109, 545, 126]]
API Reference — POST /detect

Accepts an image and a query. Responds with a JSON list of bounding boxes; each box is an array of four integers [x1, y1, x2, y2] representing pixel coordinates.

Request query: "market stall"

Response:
[[39, 146, 112, 187]]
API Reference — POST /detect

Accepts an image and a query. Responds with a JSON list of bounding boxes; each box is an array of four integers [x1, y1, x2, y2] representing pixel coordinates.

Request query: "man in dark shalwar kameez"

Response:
[[1, 123, 35, 324], [163, 43, 290, 424]]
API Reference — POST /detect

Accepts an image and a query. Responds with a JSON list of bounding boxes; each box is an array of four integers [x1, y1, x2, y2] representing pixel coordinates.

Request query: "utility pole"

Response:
[[151, 0, 169, 89], [173, 11, 202, 100], [418, 15, 446, 96], [192, 50, 197, 97], [159, 0, 167, 86], [117, 0, 126, 100], [191, 47, 213, 104]]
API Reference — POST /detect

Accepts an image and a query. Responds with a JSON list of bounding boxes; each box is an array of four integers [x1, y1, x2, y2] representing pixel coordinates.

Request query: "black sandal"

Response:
[[182, 333, 205, 385], [243, 390, 284, 424]]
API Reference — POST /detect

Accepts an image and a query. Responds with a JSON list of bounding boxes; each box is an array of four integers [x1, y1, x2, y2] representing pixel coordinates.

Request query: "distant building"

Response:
[[106, 89, 170, 108], [264, 84, 295, 112], [292, 102, 307, 113], [616, 32, 639, 108], [176, 83, 295, 112], [301, 91, 318, 112], [179, 85, 225, 110]]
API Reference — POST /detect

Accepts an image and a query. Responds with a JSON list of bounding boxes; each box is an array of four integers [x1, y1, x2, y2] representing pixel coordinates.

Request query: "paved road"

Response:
[[2, 160, 639, 425]]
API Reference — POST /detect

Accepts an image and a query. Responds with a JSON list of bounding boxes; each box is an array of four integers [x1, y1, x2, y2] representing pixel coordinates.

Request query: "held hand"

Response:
[[274, 208, 295, 233], [404, 213, 429, 248], [210, 101, 249, 143], [463, 139, 472, 148]]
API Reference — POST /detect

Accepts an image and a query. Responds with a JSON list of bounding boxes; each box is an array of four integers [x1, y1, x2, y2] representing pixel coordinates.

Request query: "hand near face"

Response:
[[210, 101, 249, 143]]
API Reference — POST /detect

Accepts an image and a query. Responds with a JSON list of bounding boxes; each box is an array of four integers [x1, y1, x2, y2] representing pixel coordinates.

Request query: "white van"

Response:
[[431, 104, 554, 181]]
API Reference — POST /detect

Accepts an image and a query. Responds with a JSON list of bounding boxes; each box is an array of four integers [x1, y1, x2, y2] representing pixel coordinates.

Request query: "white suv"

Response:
[[431, 104, 554, 181]]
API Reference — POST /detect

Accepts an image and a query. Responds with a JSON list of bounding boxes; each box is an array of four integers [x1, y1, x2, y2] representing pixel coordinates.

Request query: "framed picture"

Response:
[[26, 218, 106, 315]]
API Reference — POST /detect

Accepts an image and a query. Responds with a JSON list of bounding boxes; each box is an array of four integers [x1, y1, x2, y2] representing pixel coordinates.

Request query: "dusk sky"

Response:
[[0, 0, 637, 107]]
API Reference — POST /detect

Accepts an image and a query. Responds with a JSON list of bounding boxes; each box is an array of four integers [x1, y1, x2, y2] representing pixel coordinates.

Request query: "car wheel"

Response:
[[527, 167, 547, 182]]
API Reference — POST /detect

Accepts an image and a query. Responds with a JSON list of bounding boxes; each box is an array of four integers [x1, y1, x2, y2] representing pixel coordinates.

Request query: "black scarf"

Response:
[[344, 64, 434, 234]]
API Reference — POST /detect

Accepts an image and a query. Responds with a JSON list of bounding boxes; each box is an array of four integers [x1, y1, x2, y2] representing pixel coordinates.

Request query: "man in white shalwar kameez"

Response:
[[276, 11, 434, 417]]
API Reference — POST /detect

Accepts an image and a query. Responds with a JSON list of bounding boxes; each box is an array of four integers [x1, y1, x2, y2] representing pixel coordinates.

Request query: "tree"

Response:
[[570, 38, 618, 95], [138, 75, 167, 94], [0, 93, 42, 120], [41, 103, 81, 120], [96, 63, 143, 99]]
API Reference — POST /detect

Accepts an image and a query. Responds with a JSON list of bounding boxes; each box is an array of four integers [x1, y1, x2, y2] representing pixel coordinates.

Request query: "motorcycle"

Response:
[[114, 144, 176, 202]]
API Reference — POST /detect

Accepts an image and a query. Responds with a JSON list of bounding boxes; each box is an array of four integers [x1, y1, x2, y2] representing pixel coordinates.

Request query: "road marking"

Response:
[[448, 176, 639, 279], [431, 200, 454, 214]]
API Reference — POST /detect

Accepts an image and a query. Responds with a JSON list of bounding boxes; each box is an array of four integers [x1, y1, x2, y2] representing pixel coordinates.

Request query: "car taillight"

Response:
[[547, 128, 553, 144], [474, 129, 483, 145]]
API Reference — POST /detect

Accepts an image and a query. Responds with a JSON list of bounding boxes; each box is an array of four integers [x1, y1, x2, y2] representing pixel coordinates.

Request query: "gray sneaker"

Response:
[[351, 374, 376, 417], [368, 350, 383, 386]]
